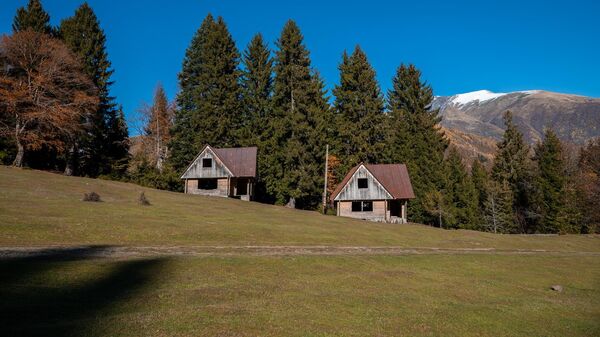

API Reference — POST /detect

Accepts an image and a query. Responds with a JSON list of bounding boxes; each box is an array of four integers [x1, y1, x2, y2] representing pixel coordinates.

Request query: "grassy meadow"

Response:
[[1, 166, 599, 336]]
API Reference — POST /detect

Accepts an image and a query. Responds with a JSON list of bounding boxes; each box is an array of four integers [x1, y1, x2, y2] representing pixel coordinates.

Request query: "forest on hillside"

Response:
[[1, 0, 599, 233]]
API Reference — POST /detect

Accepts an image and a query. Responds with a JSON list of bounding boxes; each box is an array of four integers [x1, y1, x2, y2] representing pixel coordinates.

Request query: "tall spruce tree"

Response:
[[491, 111, 532, 232], [471, 158, 489, 228], [332, 46, 386, 175], [264, 20, 330, 207], [577, 138, 600, 232], [532, 129, 569, 233], [444, 148, 479, 229], [105, 106, 130, 176], [483, 179, 515, 233], [170, 14, 241, 172], [239, 33, 273, 147], [12, 0, 52, 34], [59, 3, 128, 176], [386, 64, 448, 223]]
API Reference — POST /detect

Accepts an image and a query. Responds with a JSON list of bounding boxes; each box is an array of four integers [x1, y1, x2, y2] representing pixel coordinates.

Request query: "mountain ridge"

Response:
[[433, 89, 600, 163]]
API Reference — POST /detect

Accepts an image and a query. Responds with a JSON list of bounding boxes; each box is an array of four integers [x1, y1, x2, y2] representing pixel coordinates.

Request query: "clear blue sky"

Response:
[[2, 0, 599, 132]]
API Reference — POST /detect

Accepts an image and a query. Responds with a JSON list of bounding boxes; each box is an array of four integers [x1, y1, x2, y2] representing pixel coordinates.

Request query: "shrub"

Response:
[[83, 192, 101, 202], [138, 192, 151, 206]]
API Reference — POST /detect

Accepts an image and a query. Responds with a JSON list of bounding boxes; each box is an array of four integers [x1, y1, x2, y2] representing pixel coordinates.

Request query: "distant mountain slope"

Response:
[[433, 90, 600, 162], [433, 90, 600, 144]]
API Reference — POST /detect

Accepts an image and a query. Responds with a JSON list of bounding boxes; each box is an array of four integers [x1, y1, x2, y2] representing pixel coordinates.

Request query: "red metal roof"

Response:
[[330, 163, 415, 200], [212, 146, 257, 177]]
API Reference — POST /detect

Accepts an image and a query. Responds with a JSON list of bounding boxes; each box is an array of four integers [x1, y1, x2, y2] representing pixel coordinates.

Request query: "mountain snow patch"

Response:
[[450, 90, 507, 106]]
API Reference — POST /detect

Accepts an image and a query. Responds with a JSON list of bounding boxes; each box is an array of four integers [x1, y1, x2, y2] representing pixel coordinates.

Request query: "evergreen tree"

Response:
[[483, 180, 515, 233], [12, 0, 52, 34], [532, 129, 569, 233], [386, 64, 448, 223], [577, 138, 600, 232], [59, 3, 128, 176], [444, 148, 479, 229], [105, 106, 130, 177], [491, 111, 532, 232], [332, 45, 386, 174], [170, 14, 241, 172], [239, 33, 273, 147], [238, 34, 274, 201], [471, 158, 489, 228], [265, 20, 330, 207]]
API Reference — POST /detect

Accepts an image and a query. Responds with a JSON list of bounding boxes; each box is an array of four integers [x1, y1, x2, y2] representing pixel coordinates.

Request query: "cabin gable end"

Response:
[[181, 146, 233, 179], [334, 165, 392, 201]]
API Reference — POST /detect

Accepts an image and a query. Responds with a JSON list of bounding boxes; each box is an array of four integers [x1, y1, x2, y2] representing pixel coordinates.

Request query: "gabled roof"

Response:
[[330, 163, 415, 200], [181, 145, 257, 178], [212, 146, 257, 177]]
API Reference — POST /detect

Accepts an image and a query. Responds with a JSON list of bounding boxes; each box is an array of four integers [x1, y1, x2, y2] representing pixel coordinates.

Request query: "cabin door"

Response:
[[389, 200, 401, 217]]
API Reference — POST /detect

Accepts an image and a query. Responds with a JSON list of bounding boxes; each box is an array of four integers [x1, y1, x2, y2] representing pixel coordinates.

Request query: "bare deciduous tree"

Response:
[[135, 83, 174, 172], [0, 30, 98, 168]]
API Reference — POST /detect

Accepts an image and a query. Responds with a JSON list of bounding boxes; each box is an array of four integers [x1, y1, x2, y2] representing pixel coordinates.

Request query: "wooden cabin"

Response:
[[331, 163, 415, 223], [181, 145, 257, 201]]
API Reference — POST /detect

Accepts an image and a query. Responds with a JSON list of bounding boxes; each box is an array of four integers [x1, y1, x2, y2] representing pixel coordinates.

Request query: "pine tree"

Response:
[[105, 106, 129, 177], [59, 3, 128, 176], [332, 45, 386, 175], [170, 14, 241, 172], [532, 129, 569, 233], [483, 179, 515, 233], [12, 0, 52, 34], [491, 111, 532, 232], [471, 158, 489, 228], [239, 33, 273, 147], [265, 20, 330, 207], [444, 148, 479, 229], [386, 64, 448, 223], [577, 138, 600, 232]]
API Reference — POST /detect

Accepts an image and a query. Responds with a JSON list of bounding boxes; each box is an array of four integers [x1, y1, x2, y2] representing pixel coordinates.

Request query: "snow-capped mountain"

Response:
[[432, 90, 600, 163]]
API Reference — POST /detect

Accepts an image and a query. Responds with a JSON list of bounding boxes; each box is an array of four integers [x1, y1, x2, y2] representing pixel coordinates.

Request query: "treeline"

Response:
[[132, 13, 599, 233], [2, 2, 599, 233], [0, 0, 128, 177]]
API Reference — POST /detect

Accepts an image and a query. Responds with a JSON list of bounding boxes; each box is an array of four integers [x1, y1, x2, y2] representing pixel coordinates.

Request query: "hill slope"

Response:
[[1, 166, 598, 252], [2, 166, 599, 337]]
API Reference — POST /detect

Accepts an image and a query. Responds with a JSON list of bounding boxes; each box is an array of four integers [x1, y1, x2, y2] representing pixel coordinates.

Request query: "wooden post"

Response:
[[322, 144, 329, 214], [227, 177, 230, 197], [184, 179, 188, 194]]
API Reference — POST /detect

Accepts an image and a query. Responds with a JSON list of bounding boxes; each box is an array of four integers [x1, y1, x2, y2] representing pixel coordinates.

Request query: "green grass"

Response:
[[2, 253, 599, 337], [0, 166, 598, 251], [1, 166, 599, 336]]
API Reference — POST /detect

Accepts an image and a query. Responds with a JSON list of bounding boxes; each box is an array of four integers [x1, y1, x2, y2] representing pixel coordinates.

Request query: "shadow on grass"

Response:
[[0, 246, 168, 337]]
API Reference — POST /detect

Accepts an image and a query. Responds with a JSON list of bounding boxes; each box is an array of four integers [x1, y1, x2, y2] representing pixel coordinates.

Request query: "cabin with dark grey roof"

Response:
[[330, 163, 415, 223], [181, 145, 257, 201]]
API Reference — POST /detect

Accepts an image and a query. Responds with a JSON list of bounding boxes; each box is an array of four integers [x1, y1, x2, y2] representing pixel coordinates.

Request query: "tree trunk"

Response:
[[64, 144, 75, 176], [13, 140, 24, 167]]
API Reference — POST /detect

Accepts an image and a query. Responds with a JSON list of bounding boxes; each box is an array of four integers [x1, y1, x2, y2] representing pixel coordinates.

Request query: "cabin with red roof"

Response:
[[330, 163, 415, 223], [181, 145, 257, 201]]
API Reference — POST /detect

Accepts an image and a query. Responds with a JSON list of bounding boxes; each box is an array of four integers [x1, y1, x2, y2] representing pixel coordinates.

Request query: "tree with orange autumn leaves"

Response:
[[0, 30, 98, 167]]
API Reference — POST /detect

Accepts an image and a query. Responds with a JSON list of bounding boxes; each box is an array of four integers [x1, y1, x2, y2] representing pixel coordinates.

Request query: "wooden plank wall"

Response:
[[185, 178, 229, 197], [335, 166, 392, 201], [338, 200, 386, 221], [181, 147, 231, 179]]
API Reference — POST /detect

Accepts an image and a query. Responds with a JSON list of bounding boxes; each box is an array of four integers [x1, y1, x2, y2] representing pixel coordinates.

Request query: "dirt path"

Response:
[[1, 245, 600, 259]]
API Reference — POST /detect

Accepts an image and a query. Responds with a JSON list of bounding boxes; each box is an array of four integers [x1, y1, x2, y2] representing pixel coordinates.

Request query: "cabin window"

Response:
[[198, 179, 217, 190], [357, 178, 368, 189], [351, 201, 373, 212], [202, 158, 212, 168]]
